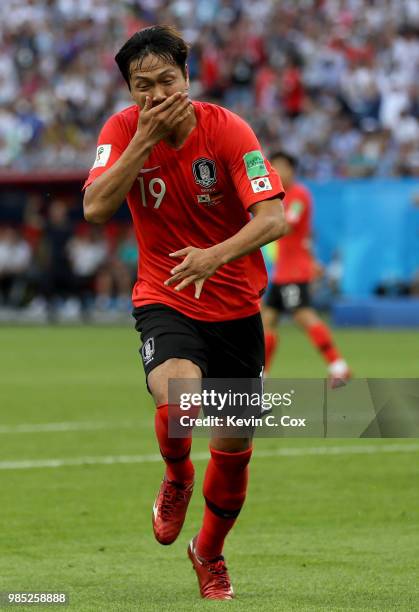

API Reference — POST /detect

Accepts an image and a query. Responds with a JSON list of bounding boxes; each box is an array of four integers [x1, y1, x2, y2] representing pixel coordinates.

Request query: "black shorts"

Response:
[[133, 304, 264, 385], [264, 282, 310, 313]]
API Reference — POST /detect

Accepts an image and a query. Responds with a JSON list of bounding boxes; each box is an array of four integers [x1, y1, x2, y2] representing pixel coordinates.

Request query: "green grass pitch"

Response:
[[0, 324, 418, 611]]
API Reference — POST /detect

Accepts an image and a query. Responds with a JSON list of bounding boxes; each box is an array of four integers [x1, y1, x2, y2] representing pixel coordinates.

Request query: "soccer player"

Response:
[[262, 151, 351, 386], [83, 26, 286, 600]]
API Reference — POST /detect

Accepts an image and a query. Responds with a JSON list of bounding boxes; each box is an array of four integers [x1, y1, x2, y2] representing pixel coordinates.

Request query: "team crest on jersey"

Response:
[[192, 157, 217, 188], [142, 337, 155, 365]]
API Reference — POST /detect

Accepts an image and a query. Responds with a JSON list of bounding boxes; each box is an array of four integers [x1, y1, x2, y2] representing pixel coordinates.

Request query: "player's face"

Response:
[[272, 158, 294, 189], [129, 54, 189, 109]]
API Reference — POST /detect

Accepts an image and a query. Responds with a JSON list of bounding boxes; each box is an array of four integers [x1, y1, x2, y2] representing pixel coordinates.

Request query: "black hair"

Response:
[[115, 25, 188, 89], [270, 150, 298, 169]]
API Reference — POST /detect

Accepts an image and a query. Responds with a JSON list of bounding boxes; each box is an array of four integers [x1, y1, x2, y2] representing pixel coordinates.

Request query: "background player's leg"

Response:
[[261, 305, 279, 373], [196, 437, 252, 560], [292, 307, 350, 381]]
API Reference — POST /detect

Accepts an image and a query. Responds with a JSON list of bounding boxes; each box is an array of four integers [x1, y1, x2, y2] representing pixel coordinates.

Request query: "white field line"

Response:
[[0, 421, 141, 434], [1, 444, 418, 471]]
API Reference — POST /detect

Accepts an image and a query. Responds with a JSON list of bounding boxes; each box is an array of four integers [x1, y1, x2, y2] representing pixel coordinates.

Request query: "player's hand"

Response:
[[137, 93, 192, 146], [164, 246, 222, 299]]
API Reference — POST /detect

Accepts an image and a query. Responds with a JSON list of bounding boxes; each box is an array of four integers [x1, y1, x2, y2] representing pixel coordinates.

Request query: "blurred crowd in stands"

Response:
[[0, 198, 138, 320], [0, 0, 419, 178]]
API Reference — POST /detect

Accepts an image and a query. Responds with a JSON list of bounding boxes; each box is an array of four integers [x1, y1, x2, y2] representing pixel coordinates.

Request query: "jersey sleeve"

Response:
[[83, 113, 129, 190], [218, 110, 285, 210]]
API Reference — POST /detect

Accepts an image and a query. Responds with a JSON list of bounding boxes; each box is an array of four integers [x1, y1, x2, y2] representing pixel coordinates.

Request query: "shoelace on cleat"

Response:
[[160, 483, 189, 521], [205, 559, 231, 591]]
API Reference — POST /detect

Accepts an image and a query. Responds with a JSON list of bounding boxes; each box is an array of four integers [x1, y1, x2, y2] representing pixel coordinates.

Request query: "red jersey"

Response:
[[84, 101, 284, 321], [272, 182, 314, 284]]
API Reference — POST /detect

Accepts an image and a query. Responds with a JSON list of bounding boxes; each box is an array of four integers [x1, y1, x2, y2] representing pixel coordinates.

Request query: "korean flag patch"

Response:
[[251, 177, 272, 193], [92, 144, 111, 169]]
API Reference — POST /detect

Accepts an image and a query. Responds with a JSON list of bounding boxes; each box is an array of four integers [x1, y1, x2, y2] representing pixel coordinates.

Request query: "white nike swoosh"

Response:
[[191, 539, 203, 565], [153, 500, 158, 520], [140, 166, 161, 173]]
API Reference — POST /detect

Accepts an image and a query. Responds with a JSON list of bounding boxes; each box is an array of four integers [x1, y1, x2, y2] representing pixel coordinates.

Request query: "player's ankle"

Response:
[[165, 470, 194, 485]]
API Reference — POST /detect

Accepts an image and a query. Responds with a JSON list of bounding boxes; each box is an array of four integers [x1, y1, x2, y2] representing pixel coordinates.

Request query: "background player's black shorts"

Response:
[[264, 282, 311, 313], [132, 304, 264, 386]]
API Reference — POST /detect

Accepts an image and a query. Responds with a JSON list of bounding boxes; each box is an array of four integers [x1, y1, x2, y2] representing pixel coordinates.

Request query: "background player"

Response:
[[83, 26, 286, 600], [262, 151, 350, 387]]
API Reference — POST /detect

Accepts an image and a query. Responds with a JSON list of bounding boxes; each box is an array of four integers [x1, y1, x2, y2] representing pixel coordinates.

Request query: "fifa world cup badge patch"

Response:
[[243, 150, 268, 179], [251, 177, 272, 193], [142, 337, 155, 365], [92, 144, 111, 168], [192, 158, 217, 188]]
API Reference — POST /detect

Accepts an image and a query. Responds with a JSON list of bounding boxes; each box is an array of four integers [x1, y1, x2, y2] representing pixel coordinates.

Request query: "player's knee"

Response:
[[293, 307, 318, 328], [210, 437, 252, 453], [148, 358, 202, 406], [262, 307, 277, 330]]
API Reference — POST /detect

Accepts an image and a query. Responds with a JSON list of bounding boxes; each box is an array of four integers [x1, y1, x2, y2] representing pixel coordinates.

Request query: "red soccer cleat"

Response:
[[152, 476, 193, 545], [188, 536, 234, 600]]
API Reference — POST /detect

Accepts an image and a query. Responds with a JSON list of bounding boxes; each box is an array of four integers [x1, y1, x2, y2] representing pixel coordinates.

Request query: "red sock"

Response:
[[196, 446, 252, 559], [155, 403, 194, 483], [264, 331, 278, 372], [306, 322, 340, 364]]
